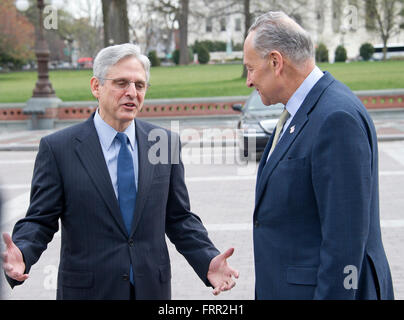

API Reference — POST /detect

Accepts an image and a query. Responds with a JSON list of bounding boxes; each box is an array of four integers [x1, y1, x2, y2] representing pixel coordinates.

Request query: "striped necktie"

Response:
[[268, 108, 290, 158]]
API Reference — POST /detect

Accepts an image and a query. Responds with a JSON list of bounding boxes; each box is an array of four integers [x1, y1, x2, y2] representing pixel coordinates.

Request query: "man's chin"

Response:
[[120, 106, 140, 118], [256, 92, 268, 106], [259, 97, 272, 106]]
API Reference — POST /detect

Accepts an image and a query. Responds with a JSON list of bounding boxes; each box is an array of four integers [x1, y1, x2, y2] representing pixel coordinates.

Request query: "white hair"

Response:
[[93, 43, 151, 84], [248, 11, 314, 64]]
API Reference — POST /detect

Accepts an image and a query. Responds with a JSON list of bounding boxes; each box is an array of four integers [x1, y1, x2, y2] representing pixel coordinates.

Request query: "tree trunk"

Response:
[[102, 0, 130, 47], [178, 0, 189, 65], [369, 0, 400, 62], [383, 38, 388, 61], [242, 0, 251, 78]]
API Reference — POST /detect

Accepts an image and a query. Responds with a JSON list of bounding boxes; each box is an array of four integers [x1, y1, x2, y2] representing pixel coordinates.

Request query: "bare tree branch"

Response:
[[368, 0, 403, 60]]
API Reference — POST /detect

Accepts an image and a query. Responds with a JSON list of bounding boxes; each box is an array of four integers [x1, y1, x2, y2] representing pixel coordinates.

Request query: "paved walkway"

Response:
[[1, 112, 404, 300]]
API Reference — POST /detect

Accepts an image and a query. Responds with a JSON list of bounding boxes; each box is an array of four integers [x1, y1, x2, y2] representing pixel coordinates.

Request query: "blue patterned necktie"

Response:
[[116, 132, 137, 234], [116, 132, 136, 285]]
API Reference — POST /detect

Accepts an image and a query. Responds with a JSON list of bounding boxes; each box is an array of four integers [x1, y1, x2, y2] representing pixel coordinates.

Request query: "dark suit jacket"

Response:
[[0, 191, 2, 299], [8, 115, 220, 299], [253, 72, 394, 300]]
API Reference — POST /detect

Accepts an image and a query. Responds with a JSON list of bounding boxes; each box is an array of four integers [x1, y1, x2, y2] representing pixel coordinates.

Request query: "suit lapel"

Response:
[[255, 114, 308, 207], [254, 72, 335, 210], [130, 119, 155, 237], [74, 115, 128, 236], [256, 132, 275, 194]]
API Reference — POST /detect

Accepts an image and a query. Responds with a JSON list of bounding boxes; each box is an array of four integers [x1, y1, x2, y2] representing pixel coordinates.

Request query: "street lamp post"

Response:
[[19, 0, 61, 130], [32, 0, 55, 98]]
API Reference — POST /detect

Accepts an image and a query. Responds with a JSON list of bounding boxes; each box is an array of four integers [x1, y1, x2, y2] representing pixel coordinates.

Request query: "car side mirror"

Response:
[[232, 104, 243, 112]]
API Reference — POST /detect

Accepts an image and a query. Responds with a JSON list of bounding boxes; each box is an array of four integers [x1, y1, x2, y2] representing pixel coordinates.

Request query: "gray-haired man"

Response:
[[245, 11, 393, 300], [2, 43, 238, 300]]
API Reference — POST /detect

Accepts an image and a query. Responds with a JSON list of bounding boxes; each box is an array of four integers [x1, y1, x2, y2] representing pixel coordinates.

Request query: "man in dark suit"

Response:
[[244, 11, 394, 299], [0, 192, 2, 299], [2, 43, 238, 299]]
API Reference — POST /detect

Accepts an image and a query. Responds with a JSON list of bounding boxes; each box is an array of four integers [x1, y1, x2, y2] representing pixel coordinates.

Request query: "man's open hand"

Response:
[[2, 233, 29, 282], [207, 248, 239, 296]]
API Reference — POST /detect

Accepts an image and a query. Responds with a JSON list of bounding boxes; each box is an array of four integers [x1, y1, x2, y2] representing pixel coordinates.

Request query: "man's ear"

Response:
[[267, 51, 284, 76], [90, 76, 101, 99]]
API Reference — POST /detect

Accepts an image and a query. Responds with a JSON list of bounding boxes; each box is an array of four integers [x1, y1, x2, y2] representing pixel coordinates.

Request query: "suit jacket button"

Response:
[[123, 274, 129, 281], [128, 239, 134, 247], [254, 221, 259, 228]]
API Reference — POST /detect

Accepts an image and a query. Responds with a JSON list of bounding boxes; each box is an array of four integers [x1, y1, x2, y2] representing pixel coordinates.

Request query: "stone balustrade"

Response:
[[0, 91, 403, 124]]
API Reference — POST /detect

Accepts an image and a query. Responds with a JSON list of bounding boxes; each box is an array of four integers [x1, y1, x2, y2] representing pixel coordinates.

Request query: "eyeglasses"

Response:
[[98, 77, 150, 92]]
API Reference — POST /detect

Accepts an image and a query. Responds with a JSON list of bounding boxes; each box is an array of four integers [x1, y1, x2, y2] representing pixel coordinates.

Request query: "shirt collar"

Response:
[[285, 66, 324, 118], [93, 109, 136, 151]]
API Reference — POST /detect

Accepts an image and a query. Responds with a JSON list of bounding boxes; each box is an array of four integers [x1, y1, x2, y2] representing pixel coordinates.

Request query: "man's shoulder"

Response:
[[317, 77, 366, 114], [136, 118, 164, 130], [312, 79, 374, 135], [135, 118, 177, 137], [42, 117, 93, 144]]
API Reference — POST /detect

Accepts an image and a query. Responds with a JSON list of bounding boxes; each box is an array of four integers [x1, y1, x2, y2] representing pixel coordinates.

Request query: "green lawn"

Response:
[[0, 61, 403, 103]]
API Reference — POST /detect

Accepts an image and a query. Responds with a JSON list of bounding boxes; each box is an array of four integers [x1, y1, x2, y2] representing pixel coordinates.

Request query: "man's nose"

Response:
[[246, 77, 254, 88], [246, 71, 253, 88], [125, 82, 138, 97]]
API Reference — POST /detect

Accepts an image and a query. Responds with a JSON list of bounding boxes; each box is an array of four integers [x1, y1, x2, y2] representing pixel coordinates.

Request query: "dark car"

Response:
[[232, 90, 284, 161]]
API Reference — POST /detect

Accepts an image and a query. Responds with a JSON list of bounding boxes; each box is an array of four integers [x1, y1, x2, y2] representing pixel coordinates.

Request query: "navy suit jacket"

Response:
[[8, 115, 219, 299], [253, 72, 394, 300]]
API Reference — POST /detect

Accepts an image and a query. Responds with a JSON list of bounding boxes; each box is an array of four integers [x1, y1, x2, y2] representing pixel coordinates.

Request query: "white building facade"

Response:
[[186, 0, 404, 62]]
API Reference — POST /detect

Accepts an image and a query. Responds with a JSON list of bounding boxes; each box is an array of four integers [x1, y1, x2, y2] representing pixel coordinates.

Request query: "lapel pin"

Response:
[[290, 126, 296, 134]]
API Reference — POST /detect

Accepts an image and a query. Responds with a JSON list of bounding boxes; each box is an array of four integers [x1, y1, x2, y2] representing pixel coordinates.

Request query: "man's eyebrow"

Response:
[[114, 78, 146, 82]]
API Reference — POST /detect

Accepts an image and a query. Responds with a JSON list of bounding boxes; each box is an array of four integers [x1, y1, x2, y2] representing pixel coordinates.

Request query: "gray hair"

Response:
[[93, 43, 151, 84], [248, 11, 314, 64]]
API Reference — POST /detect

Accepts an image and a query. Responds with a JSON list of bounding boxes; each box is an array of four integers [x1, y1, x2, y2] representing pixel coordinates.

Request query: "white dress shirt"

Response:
[[93, 109, 139, 199], [267, 66, 324, 162]]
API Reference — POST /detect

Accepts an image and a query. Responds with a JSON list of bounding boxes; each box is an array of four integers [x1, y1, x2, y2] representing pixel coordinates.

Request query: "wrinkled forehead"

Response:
[[243, 32, 261, 65], [106, 56, 147, 80], [243, 33, 252, 62]]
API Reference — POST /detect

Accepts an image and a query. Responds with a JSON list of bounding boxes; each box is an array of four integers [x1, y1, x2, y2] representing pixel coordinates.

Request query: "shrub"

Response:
[[335, 45, 347, 62], [359, 43, 375, 61], [147, 50, 160, 67], [171, 48, 194, 65], [193, 40, 226, 52], [232, 42, 243, 51], [172, 49, 180, 65], [316, 43, 329, 63], [197, 45, 210, 64]]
